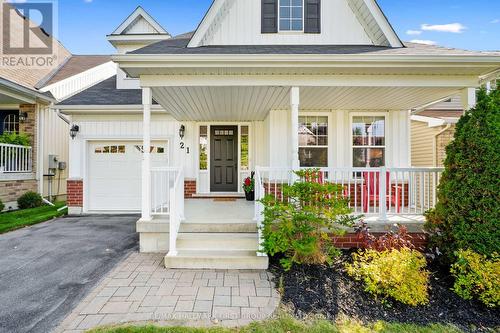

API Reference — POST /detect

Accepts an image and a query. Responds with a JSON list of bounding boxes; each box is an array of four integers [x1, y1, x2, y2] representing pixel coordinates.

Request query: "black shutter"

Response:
[[305, 0, 321, 34], [261, 0, 278, 33]]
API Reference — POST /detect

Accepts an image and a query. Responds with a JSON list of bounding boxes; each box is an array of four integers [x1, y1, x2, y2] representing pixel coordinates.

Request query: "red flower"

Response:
[[244, 178, 251, 186]]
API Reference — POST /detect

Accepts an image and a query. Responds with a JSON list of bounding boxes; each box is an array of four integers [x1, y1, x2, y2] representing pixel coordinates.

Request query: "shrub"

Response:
[[17, 191, 43, 209], [424, 87, 500, 263], [355, 221, 417, 251], [451, 249, 500, 307], [0, 132, 31, 146], [0, 199, 4, 212], [260, 169, 359, 270], [346, 248, 430, 306]]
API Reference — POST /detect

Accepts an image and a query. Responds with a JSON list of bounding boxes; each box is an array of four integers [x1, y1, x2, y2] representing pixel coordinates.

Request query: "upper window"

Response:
[[95, 145, 126, 154], [352, 116, 386, 167], [279, 0, 303, 31], [299, 115, 328, 167], [3, 114, 19, 134]]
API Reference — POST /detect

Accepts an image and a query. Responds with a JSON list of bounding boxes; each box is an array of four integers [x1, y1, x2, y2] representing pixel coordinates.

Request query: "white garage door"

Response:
[[88, 141, 168, 212]]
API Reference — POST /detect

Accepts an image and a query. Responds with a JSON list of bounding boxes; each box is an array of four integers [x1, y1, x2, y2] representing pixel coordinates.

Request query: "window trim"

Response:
[[278, 0, 305, 33], [349, 112, 388, 168], [298, 112, 330, 168]]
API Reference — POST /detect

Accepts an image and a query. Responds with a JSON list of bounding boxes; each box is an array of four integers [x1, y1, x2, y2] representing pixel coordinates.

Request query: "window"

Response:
[[3, 114, 19, 134], [298, 115, 328, 167], [352, 116, 386, 167], [95, 145, 126, 154], [240, 126, 249, 171], [199, 126, 208, 170], [133, 145, 166, 154], [279, 0, 303, 31]]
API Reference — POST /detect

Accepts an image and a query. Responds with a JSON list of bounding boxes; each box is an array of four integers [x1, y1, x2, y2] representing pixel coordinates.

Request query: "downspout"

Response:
[[433, 124, 452, 167], [54, 106, 71, 125]]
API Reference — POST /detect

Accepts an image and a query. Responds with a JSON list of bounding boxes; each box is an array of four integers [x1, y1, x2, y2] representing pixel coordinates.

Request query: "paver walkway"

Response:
[[57, 253, 280, 332]]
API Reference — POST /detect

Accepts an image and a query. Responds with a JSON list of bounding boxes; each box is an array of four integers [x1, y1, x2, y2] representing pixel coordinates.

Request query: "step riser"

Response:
[[165, 257, 269, 270], [177, 238, 258, 251]]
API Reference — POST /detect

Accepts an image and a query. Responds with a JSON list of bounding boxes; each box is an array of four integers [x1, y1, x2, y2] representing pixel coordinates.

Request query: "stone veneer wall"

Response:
[[0, 179, 37, 209]]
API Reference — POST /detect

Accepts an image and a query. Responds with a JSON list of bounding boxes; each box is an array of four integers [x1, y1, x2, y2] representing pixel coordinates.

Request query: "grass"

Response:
[[0, 202, 67, 233], [87, 314, 463, 333]]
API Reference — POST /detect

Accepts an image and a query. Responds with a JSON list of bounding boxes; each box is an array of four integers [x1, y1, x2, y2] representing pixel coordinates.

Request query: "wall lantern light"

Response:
[[70, 124, 80, 139], [19, 112, 28, 123], [179, 125, 185, 139]]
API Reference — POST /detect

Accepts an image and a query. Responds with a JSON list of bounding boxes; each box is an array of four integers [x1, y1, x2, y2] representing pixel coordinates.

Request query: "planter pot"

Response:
[[245, 190, 255, 201]]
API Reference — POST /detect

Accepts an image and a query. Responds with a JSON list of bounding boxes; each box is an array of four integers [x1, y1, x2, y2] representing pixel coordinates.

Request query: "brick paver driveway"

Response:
[[0, 215, 139, 333]]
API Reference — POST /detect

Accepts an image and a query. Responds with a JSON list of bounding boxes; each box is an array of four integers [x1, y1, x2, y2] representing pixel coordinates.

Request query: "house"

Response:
[[0, 2, 115, 210], [410, 96, 463, 168], [56, 1, 500, 269]]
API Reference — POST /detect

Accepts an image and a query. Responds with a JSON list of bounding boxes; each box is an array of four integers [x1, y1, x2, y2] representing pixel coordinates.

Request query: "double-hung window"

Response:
[[298, 115, 328, 167], [352, 116, 386, 167], [279, 0, 303, 31]]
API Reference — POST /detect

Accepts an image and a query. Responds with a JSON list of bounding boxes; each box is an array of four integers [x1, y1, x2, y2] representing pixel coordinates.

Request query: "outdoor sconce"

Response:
[[19, 112, 28, 123], [179, 125, 185, 139], [70, 124, 80, 139]]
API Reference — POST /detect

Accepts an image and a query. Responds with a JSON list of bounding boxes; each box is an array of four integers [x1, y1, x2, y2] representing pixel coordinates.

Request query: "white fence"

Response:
[[150, 167, 185, 257], [0, 143, 32, 173], [255, 166, 444, 218]]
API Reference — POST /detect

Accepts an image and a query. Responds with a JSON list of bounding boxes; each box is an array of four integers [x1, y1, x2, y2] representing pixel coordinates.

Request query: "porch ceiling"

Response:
[[151, 85, 460, 121]]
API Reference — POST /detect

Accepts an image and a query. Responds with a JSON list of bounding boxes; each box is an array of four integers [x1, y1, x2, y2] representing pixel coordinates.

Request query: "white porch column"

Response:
[[290, 87, 300, 170], [141, 87, 152, 221], [461, 87, 477, 112]]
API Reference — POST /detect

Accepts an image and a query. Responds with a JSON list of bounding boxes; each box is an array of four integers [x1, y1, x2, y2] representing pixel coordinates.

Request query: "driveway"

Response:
[[0, 215, 139, 333]]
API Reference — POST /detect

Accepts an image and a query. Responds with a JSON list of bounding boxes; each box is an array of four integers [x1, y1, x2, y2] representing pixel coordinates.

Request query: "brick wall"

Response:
[[67, 179, 83, 207], [0, 179, 37, 207], [333, 232, 428, 250], [184, 180, 196, 198], [19, 104, 37, 172]]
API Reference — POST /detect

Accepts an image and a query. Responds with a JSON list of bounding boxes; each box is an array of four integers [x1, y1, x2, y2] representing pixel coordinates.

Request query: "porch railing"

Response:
[[254, 166, 444, 220], [151, 166, 184, 256], [0, 143, 32, 173]]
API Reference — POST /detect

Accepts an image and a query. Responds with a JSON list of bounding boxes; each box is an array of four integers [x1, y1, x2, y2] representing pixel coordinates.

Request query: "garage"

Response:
[[87, 141, 168, 212]]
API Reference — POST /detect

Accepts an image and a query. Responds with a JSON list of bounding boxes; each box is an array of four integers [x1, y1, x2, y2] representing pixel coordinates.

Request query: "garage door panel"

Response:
[[88, 141, 168, 212]]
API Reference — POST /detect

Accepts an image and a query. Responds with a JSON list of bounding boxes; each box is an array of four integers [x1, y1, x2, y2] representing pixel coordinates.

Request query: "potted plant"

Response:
[[243, 172, 255, 201]]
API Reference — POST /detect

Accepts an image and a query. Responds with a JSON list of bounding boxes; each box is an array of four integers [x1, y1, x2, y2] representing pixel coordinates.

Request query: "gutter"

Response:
[[0, 77, 56, 103]]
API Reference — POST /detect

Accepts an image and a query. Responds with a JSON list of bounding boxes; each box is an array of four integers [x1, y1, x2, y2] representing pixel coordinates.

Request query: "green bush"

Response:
[[260, 169, 359, 270], [0, 132, 31, 146], [425, 87, 500, 262], [451, 249, 500, 307], [17, 191, 43, 209], [0, 199, 4, 212], [346, 248, 430, 306]]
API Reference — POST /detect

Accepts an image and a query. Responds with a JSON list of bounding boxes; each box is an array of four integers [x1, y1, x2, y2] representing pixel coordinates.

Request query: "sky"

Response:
[[15, 0, 500, 54]]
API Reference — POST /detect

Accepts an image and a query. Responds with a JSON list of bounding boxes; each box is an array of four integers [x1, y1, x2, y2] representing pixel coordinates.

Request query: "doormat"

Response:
[[213, 198, 237, 202]]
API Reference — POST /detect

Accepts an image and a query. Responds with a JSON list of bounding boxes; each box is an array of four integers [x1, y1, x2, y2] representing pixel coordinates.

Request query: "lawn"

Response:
[[0, 202, 67, 233], [88, 315, 463, 333]]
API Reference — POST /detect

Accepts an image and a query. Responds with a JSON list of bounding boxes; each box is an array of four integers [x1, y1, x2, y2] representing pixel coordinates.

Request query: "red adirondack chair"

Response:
[[362, 171, 402, 213], [304, 170, 350, 199]]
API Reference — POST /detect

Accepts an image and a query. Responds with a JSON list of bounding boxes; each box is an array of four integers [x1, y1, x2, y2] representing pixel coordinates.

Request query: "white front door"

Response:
[[87, 141, 168, 212]]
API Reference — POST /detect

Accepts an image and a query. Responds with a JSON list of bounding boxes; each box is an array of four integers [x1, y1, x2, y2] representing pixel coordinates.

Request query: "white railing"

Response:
[[0, 143, 32, 173], [151, 167, 184, 257], [254, 166, 444, 219]]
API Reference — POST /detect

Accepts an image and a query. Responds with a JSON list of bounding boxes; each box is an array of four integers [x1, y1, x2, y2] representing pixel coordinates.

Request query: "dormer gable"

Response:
[[188, 0, 402, 48], [107, 6, 171, 53]]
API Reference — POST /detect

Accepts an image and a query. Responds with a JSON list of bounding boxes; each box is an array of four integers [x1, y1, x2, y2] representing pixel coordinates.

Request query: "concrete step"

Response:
[[176, 233, 259, 251], [164, 250, 269, 270], [180, 219, 257, 233]]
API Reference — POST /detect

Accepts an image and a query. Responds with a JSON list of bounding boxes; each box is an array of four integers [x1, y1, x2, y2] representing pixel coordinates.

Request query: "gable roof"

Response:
[[187, 0, 403, 48], [110, 6, 170, 36]]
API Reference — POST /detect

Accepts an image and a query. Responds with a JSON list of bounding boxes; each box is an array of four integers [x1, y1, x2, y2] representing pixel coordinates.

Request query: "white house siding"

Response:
[[265, 109, 410, 169], [39, 105, 69, 200], [205, 0, 373, 46]]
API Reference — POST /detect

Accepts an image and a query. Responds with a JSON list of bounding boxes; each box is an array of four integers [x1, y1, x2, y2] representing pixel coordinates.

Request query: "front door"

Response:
[[210, 126, 238, 192]]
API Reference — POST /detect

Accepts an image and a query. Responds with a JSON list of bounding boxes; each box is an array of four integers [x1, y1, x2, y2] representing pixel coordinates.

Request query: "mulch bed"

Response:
[[269, 252, 500, 333]]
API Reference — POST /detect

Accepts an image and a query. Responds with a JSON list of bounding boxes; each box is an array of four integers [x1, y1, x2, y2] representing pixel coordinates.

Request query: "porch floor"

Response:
[[184, 199, 254, 222]]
